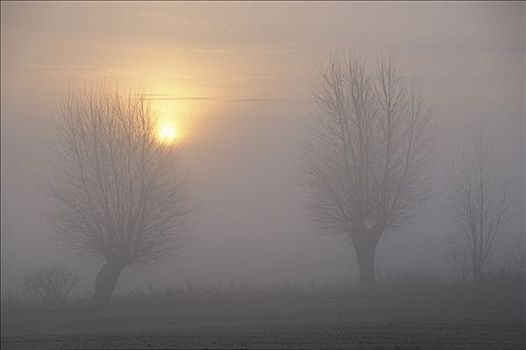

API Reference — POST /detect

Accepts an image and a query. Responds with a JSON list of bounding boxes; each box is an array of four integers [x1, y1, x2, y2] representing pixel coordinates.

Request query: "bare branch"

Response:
[[49, 84, 194, 269], [449, 129, 510, 280], [303, 53, 433, 239]]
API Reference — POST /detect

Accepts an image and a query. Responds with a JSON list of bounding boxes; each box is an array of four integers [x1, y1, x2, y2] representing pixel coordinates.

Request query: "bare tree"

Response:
[[303, 54, 433, 289], [450, 130, 510, 281], [24, 266, 79, 304], [49, 85, 193, 302]]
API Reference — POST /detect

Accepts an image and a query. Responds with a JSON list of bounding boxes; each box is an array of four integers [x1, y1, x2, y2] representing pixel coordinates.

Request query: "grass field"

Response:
[[2, 279, 525, 349]]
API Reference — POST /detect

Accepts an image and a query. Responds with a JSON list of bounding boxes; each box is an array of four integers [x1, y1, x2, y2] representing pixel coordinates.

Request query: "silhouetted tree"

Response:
[[24, 266, 78, 304], [50, 86, 193, 301], [303, 54, 433, 289], [450, 130, 509, 281]]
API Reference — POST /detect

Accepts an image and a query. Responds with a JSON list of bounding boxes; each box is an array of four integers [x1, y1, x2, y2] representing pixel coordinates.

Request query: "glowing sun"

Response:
[[157, 124, 177, 144]]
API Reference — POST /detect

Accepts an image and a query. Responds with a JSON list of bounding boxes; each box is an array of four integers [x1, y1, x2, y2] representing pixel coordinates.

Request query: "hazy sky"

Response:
[[1, 2, 524, 294]]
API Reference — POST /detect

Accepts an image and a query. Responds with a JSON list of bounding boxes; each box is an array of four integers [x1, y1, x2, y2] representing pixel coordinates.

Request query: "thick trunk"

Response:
[[472, 263, 482, 282], [93, 261, 124, 302], [352, 232, 379, 291]]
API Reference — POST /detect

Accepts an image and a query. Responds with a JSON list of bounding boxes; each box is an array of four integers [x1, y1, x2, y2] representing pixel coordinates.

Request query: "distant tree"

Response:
[[450, 130, 510, 281], [24, 267, 78, 304], [303, 54, 434, 289], [49, 85, 193, 302]]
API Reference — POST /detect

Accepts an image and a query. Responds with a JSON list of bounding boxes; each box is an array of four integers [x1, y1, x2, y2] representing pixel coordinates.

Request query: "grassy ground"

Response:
[[1, 280, 525, 349]]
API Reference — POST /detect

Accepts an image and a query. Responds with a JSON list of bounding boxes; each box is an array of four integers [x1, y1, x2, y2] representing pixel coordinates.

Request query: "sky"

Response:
[[1, 1, 524, 295]]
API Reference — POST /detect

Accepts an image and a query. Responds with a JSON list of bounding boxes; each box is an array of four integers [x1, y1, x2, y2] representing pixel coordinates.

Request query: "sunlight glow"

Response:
[[157, 124, 177, 144], [148, 81, 206, 145]]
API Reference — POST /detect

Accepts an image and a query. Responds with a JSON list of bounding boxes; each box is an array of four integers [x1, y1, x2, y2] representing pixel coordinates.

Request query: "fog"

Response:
[[2, 2, 524, 348], [1, 1, 524, 297]]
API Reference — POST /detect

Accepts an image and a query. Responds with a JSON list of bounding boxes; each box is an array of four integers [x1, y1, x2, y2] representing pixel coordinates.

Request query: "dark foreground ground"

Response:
[[2, 280, 525, 349]]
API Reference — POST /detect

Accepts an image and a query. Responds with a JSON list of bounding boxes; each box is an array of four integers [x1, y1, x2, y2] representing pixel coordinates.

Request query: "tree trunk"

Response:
[[93, 261, 124, 302], [352, 232, 380, 291], [472, 261, 482, 282]]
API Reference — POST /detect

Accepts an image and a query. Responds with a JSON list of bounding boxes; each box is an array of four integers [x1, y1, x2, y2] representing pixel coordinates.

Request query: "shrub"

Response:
[[24, 266, 79, 304]]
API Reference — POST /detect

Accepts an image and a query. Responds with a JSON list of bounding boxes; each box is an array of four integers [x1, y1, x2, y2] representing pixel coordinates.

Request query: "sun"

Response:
[[157, 124, 177, 144]]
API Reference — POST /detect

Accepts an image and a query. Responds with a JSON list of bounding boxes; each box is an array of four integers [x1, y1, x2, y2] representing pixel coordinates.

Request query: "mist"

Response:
[[1, 2, 524, 349]]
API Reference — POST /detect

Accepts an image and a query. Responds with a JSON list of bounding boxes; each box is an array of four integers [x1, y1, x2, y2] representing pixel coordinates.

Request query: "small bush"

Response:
[[24, 266, 79, 304]]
